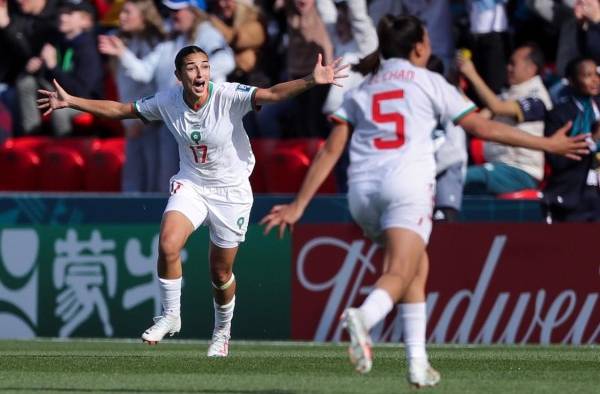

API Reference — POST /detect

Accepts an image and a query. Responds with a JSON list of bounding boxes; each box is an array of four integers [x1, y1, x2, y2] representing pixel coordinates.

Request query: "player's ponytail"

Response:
[[352, 14, 426, 77], [352, 50, 381, 76]]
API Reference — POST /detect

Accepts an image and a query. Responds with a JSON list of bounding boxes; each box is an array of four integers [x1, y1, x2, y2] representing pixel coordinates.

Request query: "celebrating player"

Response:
[[37, 45, 348, 356], [261, 15, 588, 387]]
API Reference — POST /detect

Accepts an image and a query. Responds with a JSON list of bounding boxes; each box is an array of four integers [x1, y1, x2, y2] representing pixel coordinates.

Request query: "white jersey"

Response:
[[134, 82, 257, 187], [333, 58, 476, 183]]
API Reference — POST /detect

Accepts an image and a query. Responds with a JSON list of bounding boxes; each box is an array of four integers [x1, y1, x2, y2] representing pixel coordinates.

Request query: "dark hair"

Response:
[[352, 14, 426, 76], [426, 54, 444, 76], [565, 56, 597, 80], [174, 45, 208, 71], [520, 42, 545, 75]]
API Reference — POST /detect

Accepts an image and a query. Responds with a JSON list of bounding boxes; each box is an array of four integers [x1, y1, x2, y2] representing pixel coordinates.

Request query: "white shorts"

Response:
[[164, 177, 253, 248], [348, 167, 435, 244]]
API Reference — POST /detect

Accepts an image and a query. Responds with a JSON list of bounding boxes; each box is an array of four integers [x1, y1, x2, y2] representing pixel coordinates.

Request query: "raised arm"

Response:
[[458, 112, 589, 160], [260, 122, 350, 238], [37, 79, 137, 120], [254, 54, 348, 105], [456, 53, 520, 118]]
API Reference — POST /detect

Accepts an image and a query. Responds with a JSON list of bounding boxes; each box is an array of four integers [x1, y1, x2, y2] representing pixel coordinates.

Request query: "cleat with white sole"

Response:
[[341, 308, 372, 374], [407, 360, 441, 388], [207, 324, 230, 357], [141, 315, 181, 344]]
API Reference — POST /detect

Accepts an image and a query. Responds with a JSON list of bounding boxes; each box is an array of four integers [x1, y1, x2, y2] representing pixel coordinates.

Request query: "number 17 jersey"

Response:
[[332, 58, 476, 183]]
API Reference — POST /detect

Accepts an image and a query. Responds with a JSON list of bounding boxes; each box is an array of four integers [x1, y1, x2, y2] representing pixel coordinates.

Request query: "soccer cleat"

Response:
[[207, 324, 230, 357], [407, 360, 441, 388], [141, 315, 181, 344], [341, 308, 372, 374]]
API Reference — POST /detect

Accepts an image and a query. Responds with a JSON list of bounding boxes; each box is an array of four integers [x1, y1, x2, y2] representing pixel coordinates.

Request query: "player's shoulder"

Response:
[[215, 81, 254, 94]]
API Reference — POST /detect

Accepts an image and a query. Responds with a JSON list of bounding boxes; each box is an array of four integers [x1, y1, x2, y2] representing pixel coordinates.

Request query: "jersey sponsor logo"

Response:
[[236, 84, 252, 93]]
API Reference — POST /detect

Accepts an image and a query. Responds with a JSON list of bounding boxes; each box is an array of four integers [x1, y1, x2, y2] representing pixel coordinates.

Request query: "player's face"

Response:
[[507, 47, 535, 85], [119, 2, 145, 33], [177, 52, 211, 99], [571, 60, 600, 97]]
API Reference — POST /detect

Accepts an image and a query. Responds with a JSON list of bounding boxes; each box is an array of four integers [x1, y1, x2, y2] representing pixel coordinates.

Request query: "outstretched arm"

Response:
[[260, 122, 350, 238], [254, 54, 348, 105], [456, 53, 520, 118], [459, 112, 589, 160], [37, 79, 137, 120]]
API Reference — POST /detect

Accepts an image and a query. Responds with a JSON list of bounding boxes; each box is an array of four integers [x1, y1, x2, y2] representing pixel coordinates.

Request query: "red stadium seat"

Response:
[[470, 138, 485, 165], [39, 146, 86, 191], [85, 138, 125, 191], [498, 189, 541, 200], [263, 146, 337, 194], [250, 139, 279, 193], [2, 136, 52, 152], [0, 146, 41, 191]]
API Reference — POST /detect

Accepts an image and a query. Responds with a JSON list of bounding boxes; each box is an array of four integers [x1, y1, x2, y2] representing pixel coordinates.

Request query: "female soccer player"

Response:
[[38, 45, 348, 356], [261, 15, 588, 387]]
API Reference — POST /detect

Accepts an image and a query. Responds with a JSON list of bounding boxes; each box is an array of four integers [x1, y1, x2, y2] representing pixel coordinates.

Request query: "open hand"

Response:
[[260, 203, 303, 239], [98, 35, 126, 57], [547, 121, 590, 160], [40, 43, 57, 69], [37, 79, 70, 116], [25, 57, 43, 74], [312, 54, 349, 87]]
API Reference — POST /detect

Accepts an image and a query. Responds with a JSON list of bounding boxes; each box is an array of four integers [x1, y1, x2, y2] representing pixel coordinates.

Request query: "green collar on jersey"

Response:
[[197, 81, 213, 110]]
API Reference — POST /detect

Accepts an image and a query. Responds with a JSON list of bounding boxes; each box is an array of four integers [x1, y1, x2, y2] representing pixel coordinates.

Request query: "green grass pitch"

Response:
[[0, 340, 598, 393]]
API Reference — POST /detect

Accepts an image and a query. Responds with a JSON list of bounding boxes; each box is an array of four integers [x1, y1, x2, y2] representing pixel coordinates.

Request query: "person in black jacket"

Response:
[[0, 0, 61, 134], [543, 56, 600, 222], [20, 0, 104, 136]]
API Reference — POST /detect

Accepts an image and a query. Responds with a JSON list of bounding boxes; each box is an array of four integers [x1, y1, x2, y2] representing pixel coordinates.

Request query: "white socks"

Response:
[[159, 277, 182, 317], [400, 302, 428, 363], [214, 296, 235, 329], [358, 288, 394, 330]]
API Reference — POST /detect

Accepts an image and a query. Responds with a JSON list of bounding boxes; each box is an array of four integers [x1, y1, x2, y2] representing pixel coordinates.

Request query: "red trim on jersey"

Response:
[[328, 114, 349, 125]]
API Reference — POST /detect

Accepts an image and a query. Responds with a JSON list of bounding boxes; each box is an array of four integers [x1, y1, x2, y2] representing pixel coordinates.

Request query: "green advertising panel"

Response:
[[0, 225, 290, 339]]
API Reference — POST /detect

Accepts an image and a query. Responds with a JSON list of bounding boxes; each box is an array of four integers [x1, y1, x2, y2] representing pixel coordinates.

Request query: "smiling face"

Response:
[[570, 60, 600, 97], [175, 51, 211, 105]]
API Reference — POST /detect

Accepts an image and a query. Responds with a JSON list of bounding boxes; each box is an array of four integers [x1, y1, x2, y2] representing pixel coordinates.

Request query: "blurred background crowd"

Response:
[[0, 0, 599, 222]]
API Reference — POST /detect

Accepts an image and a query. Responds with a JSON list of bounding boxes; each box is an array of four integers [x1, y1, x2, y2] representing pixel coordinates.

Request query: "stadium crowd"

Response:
[[0, 0, 599, 222]]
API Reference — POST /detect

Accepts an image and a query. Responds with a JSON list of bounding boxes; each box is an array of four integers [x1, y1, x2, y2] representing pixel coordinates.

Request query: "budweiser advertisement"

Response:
[[292, 223, 600, 344]]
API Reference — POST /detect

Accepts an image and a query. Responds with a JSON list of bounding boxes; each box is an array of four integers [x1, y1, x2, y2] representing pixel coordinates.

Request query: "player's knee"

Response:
[[211, 271, 235, 290], [210, 269, 233, 286], [159, 232, 183, 261]]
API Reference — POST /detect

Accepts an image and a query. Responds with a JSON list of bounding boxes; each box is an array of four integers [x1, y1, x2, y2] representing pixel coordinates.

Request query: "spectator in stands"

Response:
[[317, 0, 377, 114], [367, 0, 455, 73], [207, 0, 267, 86], [458, 43, 553, 195], [256, 0, 334, 138], [99, 0, 166, 192], [30, 0, 103, 136], [97, 0, 235, 192], [525, 0, 578, 77], [465, 0, 510, 94], [0, 0, 60, 135], [427, 55, 468, 222], [543, 57, 600, 222], [574, 0, 600, 64]]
